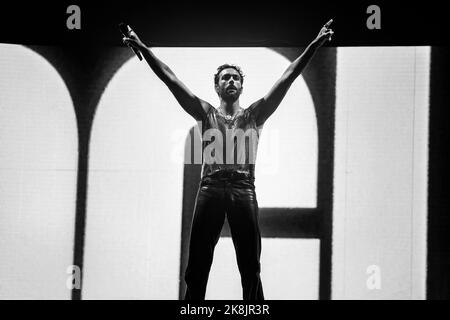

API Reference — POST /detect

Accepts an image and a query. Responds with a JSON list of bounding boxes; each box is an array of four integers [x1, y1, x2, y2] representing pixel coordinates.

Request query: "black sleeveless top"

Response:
[[199, 100, 264, 180]]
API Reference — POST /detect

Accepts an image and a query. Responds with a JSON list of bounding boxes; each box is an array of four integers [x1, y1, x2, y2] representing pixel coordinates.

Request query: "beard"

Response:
[[220, 87, 241, 101]]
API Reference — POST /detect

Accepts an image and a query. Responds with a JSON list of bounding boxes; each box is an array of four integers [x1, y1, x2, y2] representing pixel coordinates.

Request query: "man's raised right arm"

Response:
[[122, 29, 211, 121]]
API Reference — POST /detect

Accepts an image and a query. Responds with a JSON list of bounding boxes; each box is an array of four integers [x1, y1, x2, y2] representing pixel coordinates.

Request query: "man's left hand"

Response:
[[314, 19, 334, 47]]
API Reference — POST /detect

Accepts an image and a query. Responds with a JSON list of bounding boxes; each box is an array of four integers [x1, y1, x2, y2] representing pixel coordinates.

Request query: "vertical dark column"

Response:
[[71, 127, 91, 300], [301, 47, 337, 300], [427, 46, 450, 300]]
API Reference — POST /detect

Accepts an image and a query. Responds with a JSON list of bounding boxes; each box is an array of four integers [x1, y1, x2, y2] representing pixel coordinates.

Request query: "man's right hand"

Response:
[[122, 29, 146, 51]]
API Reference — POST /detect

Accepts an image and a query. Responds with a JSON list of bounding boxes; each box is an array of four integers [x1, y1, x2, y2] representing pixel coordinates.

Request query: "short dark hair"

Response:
[[214, 64, 245, 86]]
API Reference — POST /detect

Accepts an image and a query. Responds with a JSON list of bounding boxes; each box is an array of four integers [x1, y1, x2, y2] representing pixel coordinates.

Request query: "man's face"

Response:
[[215, 68, 243, 100]]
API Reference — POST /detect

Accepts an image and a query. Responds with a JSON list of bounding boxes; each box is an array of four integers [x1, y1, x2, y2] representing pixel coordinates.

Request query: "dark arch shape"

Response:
[[25, 45, 135, 300]]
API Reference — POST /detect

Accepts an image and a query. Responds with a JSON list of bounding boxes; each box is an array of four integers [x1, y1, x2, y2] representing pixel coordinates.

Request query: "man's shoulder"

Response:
[[245, 98, 267, 127], [247, 98, 265, 112], [197, 100, 215, 117]]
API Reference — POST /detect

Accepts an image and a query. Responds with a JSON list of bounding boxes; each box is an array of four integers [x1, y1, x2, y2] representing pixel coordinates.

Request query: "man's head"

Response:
[[214, 64, 244, 101]]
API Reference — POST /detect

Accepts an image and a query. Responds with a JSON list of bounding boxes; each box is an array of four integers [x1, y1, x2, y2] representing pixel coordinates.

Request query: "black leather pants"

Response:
[[184, 174, 264, 301]]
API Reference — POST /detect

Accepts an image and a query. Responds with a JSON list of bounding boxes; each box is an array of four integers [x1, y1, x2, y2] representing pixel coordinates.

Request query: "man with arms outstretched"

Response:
[[122, 19, 334, 300]]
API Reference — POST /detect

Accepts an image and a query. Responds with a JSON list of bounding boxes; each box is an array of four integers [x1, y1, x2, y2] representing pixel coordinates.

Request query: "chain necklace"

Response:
[[218, 107, 241, 122]]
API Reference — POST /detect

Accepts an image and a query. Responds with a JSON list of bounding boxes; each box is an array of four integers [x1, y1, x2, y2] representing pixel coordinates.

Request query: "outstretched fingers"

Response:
[[324, 19, 333, 28], [322, 19, 334, 41]]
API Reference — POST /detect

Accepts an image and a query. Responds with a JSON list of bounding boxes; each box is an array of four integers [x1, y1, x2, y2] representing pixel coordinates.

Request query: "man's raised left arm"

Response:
[[251, 19, 334, 126]]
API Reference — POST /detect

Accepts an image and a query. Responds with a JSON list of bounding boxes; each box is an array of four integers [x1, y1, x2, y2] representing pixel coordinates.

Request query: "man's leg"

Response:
[[226, 184, 264, 300], [184, 184, 225, 300]]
